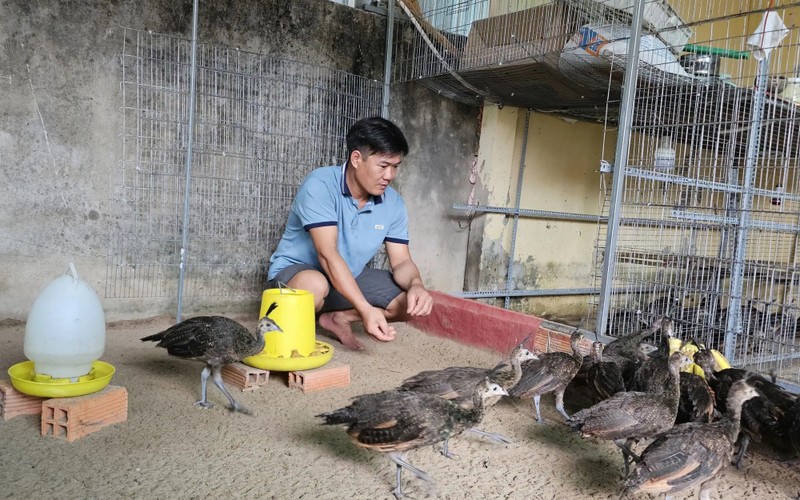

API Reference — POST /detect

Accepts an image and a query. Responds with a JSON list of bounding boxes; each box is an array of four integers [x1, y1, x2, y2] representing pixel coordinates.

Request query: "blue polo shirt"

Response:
[[267, 163, 409, 280]]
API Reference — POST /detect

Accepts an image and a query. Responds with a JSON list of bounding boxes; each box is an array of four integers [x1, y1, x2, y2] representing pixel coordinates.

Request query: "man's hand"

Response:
[[360, 305, 397, 342], [406, 283, 433, 317]]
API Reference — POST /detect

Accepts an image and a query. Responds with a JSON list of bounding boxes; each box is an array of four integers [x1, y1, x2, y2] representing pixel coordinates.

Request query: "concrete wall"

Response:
[[0, 0, 478, 321], [465, 105, 615, 324]]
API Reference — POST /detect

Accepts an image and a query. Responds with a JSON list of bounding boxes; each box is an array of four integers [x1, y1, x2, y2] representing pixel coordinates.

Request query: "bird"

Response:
[[693, 347, 799, 466], [569, 352, 690, 475], [509, 330, 584, 423], [630, 330, 677, 394], [785, 396, 800, 461], [397, 339, 534, 454], [140, 304, 281, 415], [317, 377, 508, 499], [398, 337, 536, 409], [677, 370, 716, 424], [585, 341, 626, 402], [603, 315, 673, 361], [626, 341, 659, 385], [624, 380, 761, 499]]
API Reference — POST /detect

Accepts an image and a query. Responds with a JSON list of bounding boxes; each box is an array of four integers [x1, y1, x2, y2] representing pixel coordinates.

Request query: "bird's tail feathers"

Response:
[[316, 408, 357, 426], [140, 332, 164, 343]]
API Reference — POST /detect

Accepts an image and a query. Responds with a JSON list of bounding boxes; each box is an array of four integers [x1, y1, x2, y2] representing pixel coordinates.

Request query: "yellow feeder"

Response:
[[243, 287, 333, 371], [668, 337, 731, 379], [8, 360, 115, 398]]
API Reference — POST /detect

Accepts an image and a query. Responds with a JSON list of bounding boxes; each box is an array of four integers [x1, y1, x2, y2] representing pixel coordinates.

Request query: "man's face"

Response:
[[352, 150, 402, 197]]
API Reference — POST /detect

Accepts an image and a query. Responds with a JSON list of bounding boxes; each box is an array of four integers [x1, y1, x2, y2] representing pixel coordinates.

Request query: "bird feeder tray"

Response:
[[668, 338, 730, 379], [242, 340, 334, 372], [8, 360, 115, 398]]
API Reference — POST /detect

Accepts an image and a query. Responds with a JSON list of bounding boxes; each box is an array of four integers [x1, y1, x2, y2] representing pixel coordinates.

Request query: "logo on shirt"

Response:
[[374, 224, 384, 230]]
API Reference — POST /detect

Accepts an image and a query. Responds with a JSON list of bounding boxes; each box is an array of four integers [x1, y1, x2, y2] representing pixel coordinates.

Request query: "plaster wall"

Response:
[[466, 106, 615, 323], [0, 0, 477, 321]]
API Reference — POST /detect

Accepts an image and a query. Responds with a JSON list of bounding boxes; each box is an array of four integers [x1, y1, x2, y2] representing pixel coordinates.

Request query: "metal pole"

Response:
[[595, 0, 646, 337], [504, 109, 531, 309], [381, 0, 396, 118], [724, 57, 771, 360], [177, 0, 200, 322]]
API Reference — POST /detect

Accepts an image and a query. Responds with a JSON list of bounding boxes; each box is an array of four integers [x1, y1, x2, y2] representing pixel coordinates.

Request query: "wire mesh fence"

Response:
[[108, 28, 382, 301], [590, 0, 800, 383], [391, 0, 800, 383]]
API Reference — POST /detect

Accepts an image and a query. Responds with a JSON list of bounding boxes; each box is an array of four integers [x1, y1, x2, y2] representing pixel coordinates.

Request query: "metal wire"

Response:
[[394, 0, 800, 383], [110, 28, 382, 302], [592, 0, 800, 383]]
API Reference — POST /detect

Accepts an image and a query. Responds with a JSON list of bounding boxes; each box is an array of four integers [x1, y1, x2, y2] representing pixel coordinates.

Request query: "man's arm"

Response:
[[308, 225, 395, 340], [385, 241, 433, 317]]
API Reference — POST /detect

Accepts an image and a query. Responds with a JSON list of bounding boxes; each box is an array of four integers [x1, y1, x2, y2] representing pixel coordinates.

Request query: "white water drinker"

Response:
[[24, 263, 106, 379], [654, 135, 676, 171]]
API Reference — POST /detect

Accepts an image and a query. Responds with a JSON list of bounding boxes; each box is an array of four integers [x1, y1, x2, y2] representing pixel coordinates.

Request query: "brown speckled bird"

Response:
[[509, 331, 584, 423], [317, 378, 508, 499], [569, 352, 691, 474], [625, 380, 760, 499], [398, 338, 536, 409], [694, 348, 800, 466], [677, 371, 716, 424], [585, 341, 626, 402], [603, 316, 673, 360], [141, 304, 281, 414]]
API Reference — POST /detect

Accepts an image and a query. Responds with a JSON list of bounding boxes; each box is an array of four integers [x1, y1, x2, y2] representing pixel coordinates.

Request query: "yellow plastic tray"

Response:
[[242, 340, 334, 372], [8, 360, 115, 398]]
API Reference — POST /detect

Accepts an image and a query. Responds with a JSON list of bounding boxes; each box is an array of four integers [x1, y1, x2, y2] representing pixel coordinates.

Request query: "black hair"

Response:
[[346, 116, 409, 158]]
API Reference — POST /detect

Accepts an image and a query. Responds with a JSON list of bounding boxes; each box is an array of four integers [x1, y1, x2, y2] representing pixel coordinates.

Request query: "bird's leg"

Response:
[[388, 452, 431, 499], [441, 438, 456, 458], [555, 389, 571, 422], [623, 438, 641, 462], [698, 481, 713, 500], [614, 439, 640, 477], [734, 433, 750, 469], [468, 427, 513, 444], [439, 438, 455, 458], [211, 365, 251, 415], [194, 365, 214, 409], [533, 394, 544, 424], [392, 461, 404, 499]]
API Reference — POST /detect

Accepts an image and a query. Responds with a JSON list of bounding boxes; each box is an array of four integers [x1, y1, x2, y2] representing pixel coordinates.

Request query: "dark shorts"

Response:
[[268, 264, 403, 313]]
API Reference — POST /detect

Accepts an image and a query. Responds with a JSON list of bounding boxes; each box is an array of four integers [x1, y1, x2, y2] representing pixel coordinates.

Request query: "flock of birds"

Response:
[[611, 296, 799, 358], [140, 309, 800, 499]]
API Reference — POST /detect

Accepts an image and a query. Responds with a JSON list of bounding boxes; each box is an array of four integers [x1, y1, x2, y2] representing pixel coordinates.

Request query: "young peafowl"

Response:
[[569, 352, 691, 475], [317, 377, 508, 499], [397, 338, 533, 454], [625, 380, 761, 499], [509, 331, 584, 423], [585, 341, 626, 402], [141, 303, 281, 414], [398, 337, 536, 409], [694, 347, 800, 466]]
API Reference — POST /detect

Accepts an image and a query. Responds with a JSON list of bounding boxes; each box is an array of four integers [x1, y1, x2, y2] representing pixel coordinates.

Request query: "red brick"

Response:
[[535, 327, 592, 355], [288, 363, 350, 393], [41, 385, 128, 442], [221, 363, 269, 392], [0, 380, 46, 421]]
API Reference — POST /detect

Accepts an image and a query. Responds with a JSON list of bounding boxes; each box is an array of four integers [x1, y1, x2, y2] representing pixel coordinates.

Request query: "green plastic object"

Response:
[[683, 44, 750, 60]]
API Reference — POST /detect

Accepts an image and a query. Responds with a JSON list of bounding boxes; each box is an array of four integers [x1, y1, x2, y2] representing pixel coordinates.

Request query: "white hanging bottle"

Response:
[[24, 263, 106, 379], [654, 135, 676, 172]]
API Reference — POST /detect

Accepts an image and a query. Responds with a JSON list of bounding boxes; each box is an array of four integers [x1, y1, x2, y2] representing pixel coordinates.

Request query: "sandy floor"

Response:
[[1, 316, 799, 499]]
